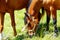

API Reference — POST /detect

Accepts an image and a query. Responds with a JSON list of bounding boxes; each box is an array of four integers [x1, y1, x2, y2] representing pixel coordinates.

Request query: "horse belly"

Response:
[[56, 6, 60, 9], [56, 3, 60, 9], [7, 0, 28, 10]]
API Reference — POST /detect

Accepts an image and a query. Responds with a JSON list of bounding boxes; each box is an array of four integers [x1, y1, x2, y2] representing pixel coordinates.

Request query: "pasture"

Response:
[[3, 9, 60, 40]]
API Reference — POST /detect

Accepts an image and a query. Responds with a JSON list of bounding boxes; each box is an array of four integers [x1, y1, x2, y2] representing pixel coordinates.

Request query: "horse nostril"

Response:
[[28, 31, 35, 38], [28, 32, 34, 38], [29, 34, 33, 38]]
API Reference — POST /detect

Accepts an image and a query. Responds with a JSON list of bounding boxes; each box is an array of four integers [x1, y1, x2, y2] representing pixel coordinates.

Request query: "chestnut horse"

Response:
[[41, 0, 59, 35], [24, 0, 44, 37], [27, 0, 60, 36], [0, 0, 36, 39]]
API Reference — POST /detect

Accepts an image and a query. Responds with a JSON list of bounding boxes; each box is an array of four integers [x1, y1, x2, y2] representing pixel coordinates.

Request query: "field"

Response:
[[3, 9, 60, 40]]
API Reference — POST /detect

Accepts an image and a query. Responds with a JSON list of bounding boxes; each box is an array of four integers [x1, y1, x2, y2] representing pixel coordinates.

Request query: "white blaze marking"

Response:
[[21, 24, 28, 32]]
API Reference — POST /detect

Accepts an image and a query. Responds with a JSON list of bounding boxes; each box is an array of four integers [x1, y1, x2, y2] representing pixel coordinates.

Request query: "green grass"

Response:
[[3, 9, 60, 40]]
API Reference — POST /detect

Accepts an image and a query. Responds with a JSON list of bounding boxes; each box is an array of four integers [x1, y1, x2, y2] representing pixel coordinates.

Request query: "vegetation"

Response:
[[3, 9, 60, 40]]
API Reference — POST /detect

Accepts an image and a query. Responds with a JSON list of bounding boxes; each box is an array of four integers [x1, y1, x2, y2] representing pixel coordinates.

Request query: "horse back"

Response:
[[43, 0, 60, 9]]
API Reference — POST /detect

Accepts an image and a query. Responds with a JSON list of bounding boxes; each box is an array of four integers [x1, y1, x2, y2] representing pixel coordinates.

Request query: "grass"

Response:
[[3, 9, 60, 40]]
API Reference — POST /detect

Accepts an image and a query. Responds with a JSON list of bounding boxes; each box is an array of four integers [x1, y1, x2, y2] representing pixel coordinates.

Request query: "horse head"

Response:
[[23, 11, 43, 37]]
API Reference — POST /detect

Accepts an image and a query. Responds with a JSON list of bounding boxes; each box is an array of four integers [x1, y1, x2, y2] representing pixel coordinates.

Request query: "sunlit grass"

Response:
[[3, 9, 60, 40]]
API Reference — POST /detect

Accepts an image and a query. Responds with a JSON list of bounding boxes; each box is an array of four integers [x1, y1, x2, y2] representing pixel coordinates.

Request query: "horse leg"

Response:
[[42, 7, 44, 15], [10, 12, 17, 36], [46, 10, 51, 31], [52, 9, 58, 34], [0, 12, 5, 40], [24, 12, 27, 25]]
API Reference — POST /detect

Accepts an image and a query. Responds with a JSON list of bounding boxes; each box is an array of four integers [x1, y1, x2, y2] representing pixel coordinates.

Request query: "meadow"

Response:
[[3, 9, 60, 40]]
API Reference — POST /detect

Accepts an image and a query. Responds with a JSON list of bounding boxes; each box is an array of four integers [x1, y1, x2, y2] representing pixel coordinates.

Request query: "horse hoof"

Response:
[[54, 30, 58, 34], [14, 32, 17, 36], [53, 32, 58, 37], [53, 30, 58, 37]]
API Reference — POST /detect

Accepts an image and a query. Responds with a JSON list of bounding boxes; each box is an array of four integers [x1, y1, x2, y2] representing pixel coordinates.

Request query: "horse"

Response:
[[42, 0, 58, 33], [27, 0, 60, 36], [24, 0, 44, 37], [40, 0, 59, 35], [0, 0, 36, 39]]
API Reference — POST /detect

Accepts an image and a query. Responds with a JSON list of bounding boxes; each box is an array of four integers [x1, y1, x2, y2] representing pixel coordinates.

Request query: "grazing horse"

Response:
[[43, 0, 58, 32], [41, 0, 59, 35], [27, 0, 60, 36], [0, 0, 38, 39], [24, 0, 44, 37]]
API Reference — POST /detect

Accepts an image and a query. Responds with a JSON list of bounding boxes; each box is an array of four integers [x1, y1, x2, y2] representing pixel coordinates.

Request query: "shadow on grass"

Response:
[[14, 34, 25, 40], [36, 22, 57, 37], [36, 23, 46, 37], [58, 27, 60, 32]]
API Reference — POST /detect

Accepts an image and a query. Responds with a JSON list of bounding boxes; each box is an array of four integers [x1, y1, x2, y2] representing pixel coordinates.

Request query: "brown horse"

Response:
[[0, 0, 35, 39], [24, 0, 44, 37], [42, 0, 59, 36], [27, 0, 60, 36]]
